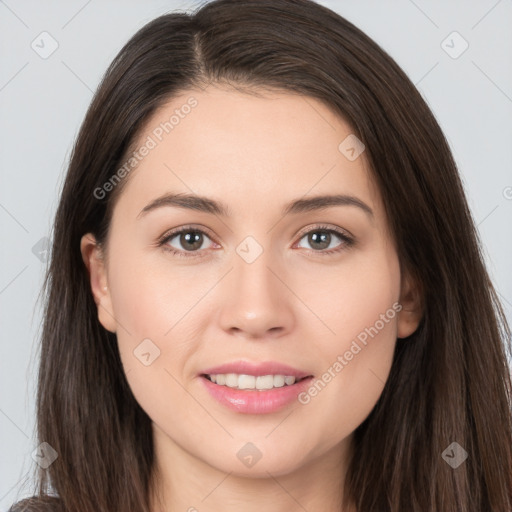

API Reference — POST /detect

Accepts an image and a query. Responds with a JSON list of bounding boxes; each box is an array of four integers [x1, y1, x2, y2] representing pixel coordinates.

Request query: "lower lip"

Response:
[[200, 376, 313, 414]]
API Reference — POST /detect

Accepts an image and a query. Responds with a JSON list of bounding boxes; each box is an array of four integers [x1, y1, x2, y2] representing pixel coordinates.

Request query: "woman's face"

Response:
[[82, 85, 420, 479]]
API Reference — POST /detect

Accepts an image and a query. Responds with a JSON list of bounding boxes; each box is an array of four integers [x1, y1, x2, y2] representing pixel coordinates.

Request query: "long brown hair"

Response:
[[10, 0, 512, 510]]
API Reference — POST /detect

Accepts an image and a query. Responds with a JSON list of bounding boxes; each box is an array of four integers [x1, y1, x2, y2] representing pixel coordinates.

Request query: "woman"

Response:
[[10, 0, 512, 510]]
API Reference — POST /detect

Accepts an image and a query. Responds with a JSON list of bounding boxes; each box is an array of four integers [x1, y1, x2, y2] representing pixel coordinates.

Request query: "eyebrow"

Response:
[[137, 192, 373, 219]]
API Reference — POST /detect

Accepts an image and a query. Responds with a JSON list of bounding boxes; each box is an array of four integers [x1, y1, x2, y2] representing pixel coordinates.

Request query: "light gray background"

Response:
[[1, 0, 511, 507]]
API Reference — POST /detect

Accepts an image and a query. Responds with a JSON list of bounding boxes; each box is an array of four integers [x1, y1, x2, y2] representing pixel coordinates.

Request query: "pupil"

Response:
[[310, 231, 330, 250], [182, 231, 202, 250]]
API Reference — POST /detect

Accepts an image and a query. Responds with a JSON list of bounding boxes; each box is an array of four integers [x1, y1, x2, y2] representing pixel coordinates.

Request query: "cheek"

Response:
[[298, 242, 400, 354], [105, 246, 217, 401], [296, 248, 400, 439], [106, 257, 205, 427], [107, 247, 216, 342]]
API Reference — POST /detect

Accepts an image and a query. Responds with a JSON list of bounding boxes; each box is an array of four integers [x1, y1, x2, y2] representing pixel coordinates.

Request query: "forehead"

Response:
[[114, 85, 380, 218]]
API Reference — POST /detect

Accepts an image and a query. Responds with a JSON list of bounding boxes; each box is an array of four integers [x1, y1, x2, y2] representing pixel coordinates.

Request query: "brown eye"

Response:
[[162, 228, 214, 254], [176, 231, 204, 251], [307, 231, 332, 250], [296, 227, 352, 253]]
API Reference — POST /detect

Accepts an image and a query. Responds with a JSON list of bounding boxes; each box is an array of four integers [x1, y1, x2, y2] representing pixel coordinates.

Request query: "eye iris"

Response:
[[181, 231, 203, 251], [309, 231, 331, 250], [173, 230, 338, 252]]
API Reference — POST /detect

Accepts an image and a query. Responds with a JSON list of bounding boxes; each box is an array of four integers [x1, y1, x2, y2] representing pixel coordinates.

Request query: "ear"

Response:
[[397, 271, 423, 339], [80, 233, 117, 333]]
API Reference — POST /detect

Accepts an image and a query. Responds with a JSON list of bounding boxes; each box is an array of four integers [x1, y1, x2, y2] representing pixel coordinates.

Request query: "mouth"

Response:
[[201, 373, 310, 390], [199, 361, 314, 414]]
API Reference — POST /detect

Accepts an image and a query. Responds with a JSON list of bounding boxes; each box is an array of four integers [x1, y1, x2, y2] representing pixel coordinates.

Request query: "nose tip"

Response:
[[217, 253, 295, 339]]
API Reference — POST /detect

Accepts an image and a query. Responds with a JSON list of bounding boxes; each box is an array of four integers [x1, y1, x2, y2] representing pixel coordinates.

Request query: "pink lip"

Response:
[[199, 360, 313, 414]]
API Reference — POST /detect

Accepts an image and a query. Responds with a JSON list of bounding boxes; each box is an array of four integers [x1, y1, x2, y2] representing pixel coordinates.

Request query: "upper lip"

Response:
[[201, 360, 312, 379]]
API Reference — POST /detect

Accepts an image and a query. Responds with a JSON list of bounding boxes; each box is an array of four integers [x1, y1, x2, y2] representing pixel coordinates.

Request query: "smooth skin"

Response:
[[81, 84, 422, 512]]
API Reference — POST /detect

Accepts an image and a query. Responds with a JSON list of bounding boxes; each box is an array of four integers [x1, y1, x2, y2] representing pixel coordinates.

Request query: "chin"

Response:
[[203, 441, 314, 479]]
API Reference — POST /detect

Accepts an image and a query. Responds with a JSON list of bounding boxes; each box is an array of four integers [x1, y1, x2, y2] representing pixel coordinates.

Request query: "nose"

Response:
[[216, 247, 295, 340]]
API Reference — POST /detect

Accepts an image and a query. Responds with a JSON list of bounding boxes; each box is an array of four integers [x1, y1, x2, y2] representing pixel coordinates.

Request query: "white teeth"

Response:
[[273, 375, 285, 388], [206, 373, 298, 390], [238, 374, 256, 389], [284, 376, 295, 386], [256, 375, 274, 389], [225, 373, 238, 388]]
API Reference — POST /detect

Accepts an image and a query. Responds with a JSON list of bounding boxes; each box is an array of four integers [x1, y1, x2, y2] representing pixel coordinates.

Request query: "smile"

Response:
[[199, 361, 314, 414], [204, 373, 303, 390]]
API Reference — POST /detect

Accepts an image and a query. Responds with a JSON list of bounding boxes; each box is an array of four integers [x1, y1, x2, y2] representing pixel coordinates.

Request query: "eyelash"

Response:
[[157, 224, 355, 259]]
